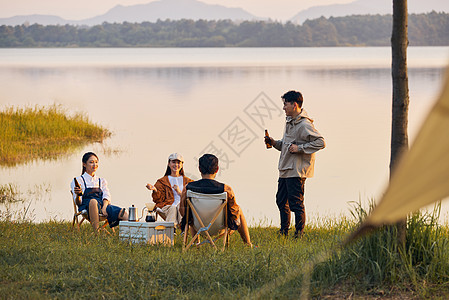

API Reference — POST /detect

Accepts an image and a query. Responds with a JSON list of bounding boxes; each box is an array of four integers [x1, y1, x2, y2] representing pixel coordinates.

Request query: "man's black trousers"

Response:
[[276, 177, 306, 235]]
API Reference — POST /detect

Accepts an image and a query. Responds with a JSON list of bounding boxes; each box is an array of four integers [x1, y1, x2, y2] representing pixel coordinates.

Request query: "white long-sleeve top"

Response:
[[70, 172, 111, 203]]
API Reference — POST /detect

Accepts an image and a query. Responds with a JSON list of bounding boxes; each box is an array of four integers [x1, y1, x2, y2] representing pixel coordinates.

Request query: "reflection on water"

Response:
[[0, 47, 448, 225], [0, 183, 51, 222], [0, 183, 21, 204]]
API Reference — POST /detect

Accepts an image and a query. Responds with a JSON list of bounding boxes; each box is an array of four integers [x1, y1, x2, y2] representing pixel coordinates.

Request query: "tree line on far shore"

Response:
[[0, 12, 447, 47]]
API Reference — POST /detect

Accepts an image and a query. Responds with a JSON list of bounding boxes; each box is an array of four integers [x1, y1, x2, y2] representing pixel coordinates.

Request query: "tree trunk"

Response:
[[391, 0, 409, 246]]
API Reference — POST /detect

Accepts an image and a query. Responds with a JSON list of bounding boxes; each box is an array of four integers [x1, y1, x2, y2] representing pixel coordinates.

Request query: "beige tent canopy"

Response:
[[349, 70, 449, 239]]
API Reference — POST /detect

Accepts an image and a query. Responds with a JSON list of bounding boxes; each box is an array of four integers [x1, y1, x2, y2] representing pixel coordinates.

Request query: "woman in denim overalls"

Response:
[[72, 152, 128, 231]]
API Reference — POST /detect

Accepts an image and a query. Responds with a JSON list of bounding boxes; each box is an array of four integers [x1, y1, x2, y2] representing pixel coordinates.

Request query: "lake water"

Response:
[[1, 47, 448, 226]]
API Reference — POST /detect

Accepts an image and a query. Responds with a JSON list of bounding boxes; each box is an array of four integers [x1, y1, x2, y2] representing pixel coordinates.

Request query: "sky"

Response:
[[0, 0, 355, 21]]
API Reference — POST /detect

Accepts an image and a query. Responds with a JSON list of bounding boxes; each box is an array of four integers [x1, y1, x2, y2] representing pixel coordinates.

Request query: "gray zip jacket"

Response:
[[273, 108, 325, 178]]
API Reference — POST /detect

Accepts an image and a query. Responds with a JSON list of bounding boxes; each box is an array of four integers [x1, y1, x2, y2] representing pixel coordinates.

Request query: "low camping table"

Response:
[[119, 221, 174, 246]]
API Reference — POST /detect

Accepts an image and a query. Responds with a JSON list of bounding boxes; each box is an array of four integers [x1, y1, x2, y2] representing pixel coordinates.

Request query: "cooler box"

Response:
[[119, 221, 174, 246]]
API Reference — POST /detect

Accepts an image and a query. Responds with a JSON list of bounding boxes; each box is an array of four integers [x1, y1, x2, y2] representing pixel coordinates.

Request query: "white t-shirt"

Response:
[[168, 175, 184, 206], [70, 172, 111, 203]]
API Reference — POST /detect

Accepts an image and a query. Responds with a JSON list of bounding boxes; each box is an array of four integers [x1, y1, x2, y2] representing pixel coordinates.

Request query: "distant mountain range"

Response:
[[1, 0, 448, 26], [291, 0, 449, 23], [0, 0, 260, 26], [81, 0, 260, 25]]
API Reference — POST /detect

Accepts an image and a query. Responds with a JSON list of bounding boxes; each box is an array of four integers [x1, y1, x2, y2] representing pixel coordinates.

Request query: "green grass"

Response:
[[2, 204, 449, 299], [311, 202, 449, 299], [0, 105, 111, 166], [0, 220, 345, 299]]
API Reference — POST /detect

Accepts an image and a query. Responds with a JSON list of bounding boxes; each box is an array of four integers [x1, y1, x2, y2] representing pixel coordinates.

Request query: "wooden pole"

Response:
[[390, 0, 409, 246]]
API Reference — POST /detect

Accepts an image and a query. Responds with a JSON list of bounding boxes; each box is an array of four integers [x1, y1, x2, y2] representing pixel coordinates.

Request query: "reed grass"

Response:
[[0, 183, 21, 204], [311, 201, 449, 298], [0, 105, 111, 166], [0, 183, 50, 222]]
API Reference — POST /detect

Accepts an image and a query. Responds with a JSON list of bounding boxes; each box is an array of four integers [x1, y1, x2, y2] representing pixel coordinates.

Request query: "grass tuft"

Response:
[[0, 104, 111, 166], [311, 201, 449, 298], [0, 183, 21, 204]]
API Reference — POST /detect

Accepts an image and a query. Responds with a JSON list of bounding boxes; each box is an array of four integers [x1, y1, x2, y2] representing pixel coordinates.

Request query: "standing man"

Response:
[[265, 90, 325, 238]]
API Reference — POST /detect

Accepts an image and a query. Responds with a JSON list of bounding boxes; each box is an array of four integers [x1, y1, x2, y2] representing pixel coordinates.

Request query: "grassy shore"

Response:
[[1, 206, 449, 299], [0, 105, 110, 166], [1, 105, 449, 298]]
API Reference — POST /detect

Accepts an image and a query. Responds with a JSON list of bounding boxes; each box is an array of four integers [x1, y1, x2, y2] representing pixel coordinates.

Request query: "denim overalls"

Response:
[[79, 175, 122, 228]]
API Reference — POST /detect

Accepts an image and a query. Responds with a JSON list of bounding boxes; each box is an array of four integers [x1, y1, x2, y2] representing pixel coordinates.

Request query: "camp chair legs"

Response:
[[73, 213, 114, 235], [71, 209, 88, 231], [193, 229, 229, 248], [91, 221, 114, 236], [72, 211, 83, 230]]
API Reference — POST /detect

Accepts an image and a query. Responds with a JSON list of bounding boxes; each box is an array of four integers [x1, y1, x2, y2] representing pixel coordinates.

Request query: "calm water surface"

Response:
[[0, 47, 448, 225]]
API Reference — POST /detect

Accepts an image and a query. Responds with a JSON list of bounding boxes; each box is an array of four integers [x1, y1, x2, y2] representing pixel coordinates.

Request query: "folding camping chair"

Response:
[[183, 190, 229, 251], [70, 191, 114, 234]]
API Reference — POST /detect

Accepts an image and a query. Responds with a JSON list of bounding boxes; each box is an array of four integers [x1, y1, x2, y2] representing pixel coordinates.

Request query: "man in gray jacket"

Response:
[[265, 90, 325, 238]]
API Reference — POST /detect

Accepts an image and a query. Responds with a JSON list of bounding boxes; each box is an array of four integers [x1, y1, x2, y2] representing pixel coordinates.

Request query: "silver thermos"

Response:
[[128, 205, 137, 221]]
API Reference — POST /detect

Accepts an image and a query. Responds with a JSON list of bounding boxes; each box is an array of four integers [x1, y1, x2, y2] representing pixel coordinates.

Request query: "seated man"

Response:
[[180, 153, 252, 247]]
